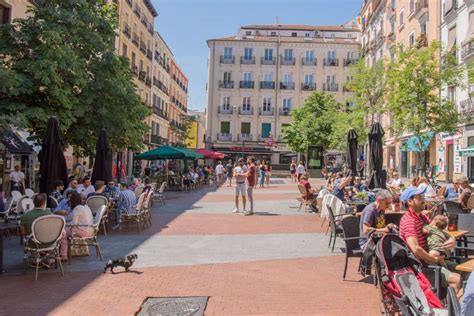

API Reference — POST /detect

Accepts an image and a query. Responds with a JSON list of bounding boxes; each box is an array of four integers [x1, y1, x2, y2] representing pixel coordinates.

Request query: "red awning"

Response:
[[195, 148, 226, 160]]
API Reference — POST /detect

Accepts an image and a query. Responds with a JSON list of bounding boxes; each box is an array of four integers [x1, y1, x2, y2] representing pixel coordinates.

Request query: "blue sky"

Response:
[[151, 0, 362, 111]]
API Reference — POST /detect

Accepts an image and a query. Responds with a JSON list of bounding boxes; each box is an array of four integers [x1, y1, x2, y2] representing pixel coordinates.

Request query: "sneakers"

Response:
[[244, 211, 254, 216], [232, 208, 240, 213]]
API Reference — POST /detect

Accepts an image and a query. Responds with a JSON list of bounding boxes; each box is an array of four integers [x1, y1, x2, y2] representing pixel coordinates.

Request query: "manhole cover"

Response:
[[137, 297, 208, 316]]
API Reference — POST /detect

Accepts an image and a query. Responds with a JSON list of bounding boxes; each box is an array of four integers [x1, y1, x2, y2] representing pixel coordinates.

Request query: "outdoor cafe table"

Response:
[[455, 259, 474, 273], [447, 230, 469, 239], [0, 221, 20, 274]]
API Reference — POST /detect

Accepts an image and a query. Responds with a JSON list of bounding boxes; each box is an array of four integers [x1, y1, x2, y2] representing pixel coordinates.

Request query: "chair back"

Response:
[[443, 201, 465, 215], [133, 192, 147, 213], [385, 212, 404, 227], [341, 215, 360, 253], [31, 215, 65, 245], [297, 184, 307, 199], [86, 195, 108, 216], [11, 190, 22, 202], [1, 197, 14, 216], [93, 205, 107, 231], [466, 194, 474, 210], [21, 197, 34, 212], [134, 186, 144, 198], [333, 197, 345, 216], [327, 206, 338, 233], [159, 182, 166, 194], [48, 196, 58, 209], [457, 214, 474, 244], [25, 188, 35, 198], [143, 190, 154, 210]]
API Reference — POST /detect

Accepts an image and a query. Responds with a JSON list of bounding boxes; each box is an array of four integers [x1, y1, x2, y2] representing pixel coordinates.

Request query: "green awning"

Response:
[[134, 146, 204, 160], [401, 132, 435, 152], [459, 146, 474, 157]]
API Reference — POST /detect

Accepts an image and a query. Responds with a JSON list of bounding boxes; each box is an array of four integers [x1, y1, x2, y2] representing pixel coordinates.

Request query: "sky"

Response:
[[151, 0, 362, 112]]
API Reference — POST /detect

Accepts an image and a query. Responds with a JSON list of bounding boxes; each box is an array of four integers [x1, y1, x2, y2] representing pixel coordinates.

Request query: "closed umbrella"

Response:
[[91, 129, 112, 183], [346, 129, 358, 178], [39, 117, 68, 194], [367, 122, 387, 190]]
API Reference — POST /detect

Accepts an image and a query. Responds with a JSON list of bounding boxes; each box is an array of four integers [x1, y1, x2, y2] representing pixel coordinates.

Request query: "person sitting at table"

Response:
[[112, 183, 137, 230], [457, 176, 472, 209], [142, 178, 153, 194], [387, 172, 403, 190], [54, 190, 74, 222], [63, 178, 78, 199], [60, 191, 94, 260], [424, 215, 457, 271], [299, 172, 318, 200], [20, 193, 52, 236], [51, 180, 65, 203], [359, 189, 395, 247], [76, 176, 95, 200], [331, 174, 353, 202], [87, 180, 107, 198], [410, 176, 420, 188], [353, 176, 367, 193], [129, 178, 140, 192], [417, 176, 437, 198], [399, 186, 461, 292], [104, 180, 120, 198]]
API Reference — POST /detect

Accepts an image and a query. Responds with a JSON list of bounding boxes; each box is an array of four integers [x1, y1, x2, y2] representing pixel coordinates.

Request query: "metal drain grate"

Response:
[[137, 297, 208, 316]]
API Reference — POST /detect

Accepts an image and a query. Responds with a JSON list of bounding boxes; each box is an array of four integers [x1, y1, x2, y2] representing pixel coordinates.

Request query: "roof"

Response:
[[1, 129, 33, 154], [208, 35, 359, 45], [240, 24, 359, 32], [143, 0, 158, 18], [154, 31, 174, 57]]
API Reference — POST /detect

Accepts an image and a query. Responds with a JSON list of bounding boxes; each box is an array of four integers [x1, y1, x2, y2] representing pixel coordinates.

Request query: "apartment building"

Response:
[[206, 23, 360, 164], [0, 0, 34, 22], [150, 32, 171, 148], [440, 0, 474, 181], [116, 0, 157, 150], [168, 60, 189, 146], [186, 110, 206, 149]]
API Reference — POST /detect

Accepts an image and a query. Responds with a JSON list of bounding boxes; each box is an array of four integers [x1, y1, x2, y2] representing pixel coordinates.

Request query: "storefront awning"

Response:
[[400, 132, 434, 152], [459, 146, 474, 157], [1, 129, 33, 154]]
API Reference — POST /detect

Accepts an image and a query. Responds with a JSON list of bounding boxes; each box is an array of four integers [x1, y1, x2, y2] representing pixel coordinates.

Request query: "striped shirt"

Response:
[[399, 209, 429, 251], [117, 189, 137, 214]]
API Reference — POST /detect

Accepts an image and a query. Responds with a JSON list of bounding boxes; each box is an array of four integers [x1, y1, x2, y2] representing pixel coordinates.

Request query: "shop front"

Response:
[[460, 124, 474, 182], [436, 131, 463, 183], [212, 145, 273, 163]]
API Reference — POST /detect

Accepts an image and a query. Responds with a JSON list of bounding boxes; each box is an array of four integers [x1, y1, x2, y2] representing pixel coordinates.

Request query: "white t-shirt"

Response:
[[390, 178, 402, 187], [71, 204, 94, 233], [10, 170, 25, 183], [215, 164, 225, 175], [234, 165, 247, 183], [297, 164, 305, 174], [76, 184, 95, 199]]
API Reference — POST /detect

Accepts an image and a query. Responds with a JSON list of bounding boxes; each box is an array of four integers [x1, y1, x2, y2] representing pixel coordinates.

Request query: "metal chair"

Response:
[[142, 190, 154, 227], [443, 201, 465, 215], [447, 286, 461, 316], [20, 198, 34, 212], [48, 196, 58, 210], [327, 206, 345, 252], [134, 186, 144, 198], [68, 205, 106, 264], [23, 215, 65, 280], [153, 182, 166, 206], [86, 195, 109, 235], [341, 215, 362, 280], [11, 190, 22, 202], [25, 188, 35, 198], [120, 192, 146, 232]]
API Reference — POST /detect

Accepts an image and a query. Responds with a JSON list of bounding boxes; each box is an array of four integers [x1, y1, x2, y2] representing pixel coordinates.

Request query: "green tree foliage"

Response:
[[327, 106, 367, 150], [0, 0, 149, 155]]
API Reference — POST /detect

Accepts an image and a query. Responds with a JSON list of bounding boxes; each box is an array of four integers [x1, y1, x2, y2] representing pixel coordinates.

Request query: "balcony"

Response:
[[444, 0, 458, 17], [260, 81, 275, 89], [145, 76, 151, 87], [323, 58, 339, 67], [301, 83, 316, 91], [217, 133, 232, 141], [238, 107, 254, 115], [343, 59, 357, 67], [238, 134, 253, 142], [415, 0, 428, 19], [261, 57, 276, 65], [133, 5, 140, 17], [460, 98, 474, 118], [141, 15, 148, 28], [281, 57, 296, 66], [240, 56, 256, 65], [140, 41, 146, 53], [131, 65, 138, 76], [462, 39, 474, 62], [280, 82, 295, 90], [220, 56, 235, 64], [153, 106, 168, 120], [279, 108, 292, 116], [138, 71, 146, 82], [218, 106, 233, 114], [123, 23, 131, 38], [302, 58, 317, 66], [132, 33, 139, 46], [150, 135, 164, 145], [219, 81, 234, 89], [323, 83, 339, 92], [259, 108, 274, 116], [239, 81, 255, 89], [146, 49, 153, 60]]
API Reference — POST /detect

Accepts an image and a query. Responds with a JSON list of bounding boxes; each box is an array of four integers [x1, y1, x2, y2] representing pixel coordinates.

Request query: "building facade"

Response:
[[206, 23, 360, 164], [186, 110, 206, 149], [169, 60, 189, 146], [0, 0, 33, 22]]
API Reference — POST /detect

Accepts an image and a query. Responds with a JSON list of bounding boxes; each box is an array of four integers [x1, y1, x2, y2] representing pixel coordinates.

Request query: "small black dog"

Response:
[[103, 254, 140, 274]]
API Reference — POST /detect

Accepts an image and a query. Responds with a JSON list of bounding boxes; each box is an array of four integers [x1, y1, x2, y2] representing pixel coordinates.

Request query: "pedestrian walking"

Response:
[[290, 160, 297, 182], [232, 158, 247, 213], [225, 160, 234, 187], [296, 161, 305, 181], [258, 160, 266, 188], [245, 157, 256, 216], [215, 161, 224, 186], [265, 163, 272, 187]]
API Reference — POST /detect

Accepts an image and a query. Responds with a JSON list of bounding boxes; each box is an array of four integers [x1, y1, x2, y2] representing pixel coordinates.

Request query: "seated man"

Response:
[[51, 180, 65, 203], [87, 180, 107, 198], [20, 193, 52, 236], [54, 190, 74, 222], [387, 172, 403, 190], [353, 176, 367, 193], [457, 176, 472, 208], [112, 183, 137, 230], [331, 175, 353, 202], [76, 176, 95, 200], [104, 180, 120, 197], [399, 186, 460, 292], [63, 178, 78, 199], [359, 189, 395, 247], [424, 215, 457, 271], [443, 179, 461, 199]]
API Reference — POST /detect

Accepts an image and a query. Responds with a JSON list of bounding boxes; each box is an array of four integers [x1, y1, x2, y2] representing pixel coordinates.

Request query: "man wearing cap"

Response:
[[399, 186, 461, 291]]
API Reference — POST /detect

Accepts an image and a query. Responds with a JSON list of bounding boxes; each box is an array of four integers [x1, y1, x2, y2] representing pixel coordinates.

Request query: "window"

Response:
[[330, 33, 335, 38], [399, 10, 404, 27], [409, 32, 415, 47], [122, 44, 128, 57], [245, 31, 251, 36], [221, 96, 230, 109], [131, 52, 136, 66], [223, 72, 232, 82], [263, 97, 272, 111], [421, 22, 427, 35], [291, 32, 297, 37], [327, 51, 336, 61], [305, 32, 310, 37], [283, 49, 293, 60], [447, 87, 456, 103], [409, 0, 414, 15], [326, 75, 336, 84], [305, 50, 314, 61], [348, 34, 352, 38], [304, 74, 314, 85], [244, 48, 253, 60], [271, 31, 277, 36], [224, 47, 233, 58], [242, 97, 251, 111], [283, 98, 292, 110], [283, 73, 293, 84], [264, 48, 273, 60], [241, 122, 251, 134], [220, 122, 230, 134], [139, 60, 144, 71], [261, 123, 271, 138], [243, 72, 252, 82], [263, 73, 273, 82]]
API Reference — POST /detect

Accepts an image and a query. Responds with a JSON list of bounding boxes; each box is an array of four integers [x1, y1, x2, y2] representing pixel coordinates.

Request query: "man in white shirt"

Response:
[[232, 158, 248, 213], [76, 176, 95, 199], [215, 161, 225, 186], [9, 165, 25, 194], [296, 161, 306, 181]]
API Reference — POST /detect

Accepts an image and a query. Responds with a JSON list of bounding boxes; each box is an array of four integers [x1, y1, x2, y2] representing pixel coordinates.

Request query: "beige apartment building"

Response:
[[360, 0, 441, 179], [206, 23, 360, 165], [0, 0, 33, 22], [169, 59, 189, 146]]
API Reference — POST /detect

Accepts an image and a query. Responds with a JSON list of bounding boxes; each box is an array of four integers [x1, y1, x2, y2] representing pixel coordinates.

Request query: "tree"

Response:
[[386, 41, 465, 174], [282, 92, 339, 155], [327, 106, 367, 151], [0, 0, 149, 156]]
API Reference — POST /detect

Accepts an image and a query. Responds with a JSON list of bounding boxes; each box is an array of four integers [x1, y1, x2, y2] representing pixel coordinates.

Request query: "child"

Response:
[[424, 215, 457, 271]]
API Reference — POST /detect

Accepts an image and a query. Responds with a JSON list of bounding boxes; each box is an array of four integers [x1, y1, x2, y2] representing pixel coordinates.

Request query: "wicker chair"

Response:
[[153, 182, 166, 206], [0, 197, 14, 219], [86, 195, 109, 235], [297, 184, 313, 212], [11, 190, 22, 202], [120, 192, 146, 232], [68, 205, 106, 264], [142, 190, 154, 227], [20, 198, 34, 213], [25, 188, 35, 198], [134, 186, 144, 198], [23, 215, 65, 280], [341, 215, 362, 280]]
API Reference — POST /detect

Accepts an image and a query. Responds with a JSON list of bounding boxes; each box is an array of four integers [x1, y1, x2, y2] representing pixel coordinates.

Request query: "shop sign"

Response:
[[454, 144, 462, 174]]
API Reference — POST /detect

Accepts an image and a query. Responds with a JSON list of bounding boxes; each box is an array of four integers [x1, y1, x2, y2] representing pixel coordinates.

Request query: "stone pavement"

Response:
[[0, 178, 380, 315]]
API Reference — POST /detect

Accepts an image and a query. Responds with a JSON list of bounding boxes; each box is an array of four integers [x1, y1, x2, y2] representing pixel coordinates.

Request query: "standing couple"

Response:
[[232, 157, 256, 216]]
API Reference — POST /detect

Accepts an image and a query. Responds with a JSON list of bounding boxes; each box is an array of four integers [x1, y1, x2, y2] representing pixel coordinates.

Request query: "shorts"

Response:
[[440, 266, 451, 288], [235, 183, 246, 196]]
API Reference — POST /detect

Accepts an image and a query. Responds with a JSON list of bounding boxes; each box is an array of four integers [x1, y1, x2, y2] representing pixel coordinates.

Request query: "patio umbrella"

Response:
[[367, 122, 386, 190], [38, 117, 68, 195], [135, 146, 204, 160], [346, 129, 358, 178], [195, 148, 226, 160], [91, 129, 112, 183]]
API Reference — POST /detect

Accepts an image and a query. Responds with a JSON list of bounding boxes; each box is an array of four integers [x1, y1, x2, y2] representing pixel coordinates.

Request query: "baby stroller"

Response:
[[373, 233, 447, 315]]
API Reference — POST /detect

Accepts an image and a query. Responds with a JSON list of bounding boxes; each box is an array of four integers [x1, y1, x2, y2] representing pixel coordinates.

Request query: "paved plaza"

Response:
[[1, 178, 380, 315]]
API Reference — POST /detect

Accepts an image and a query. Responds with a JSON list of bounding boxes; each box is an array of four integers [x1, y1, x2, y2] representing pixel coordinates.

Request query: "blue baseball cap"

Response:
[[400, 186, 427, 207]]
